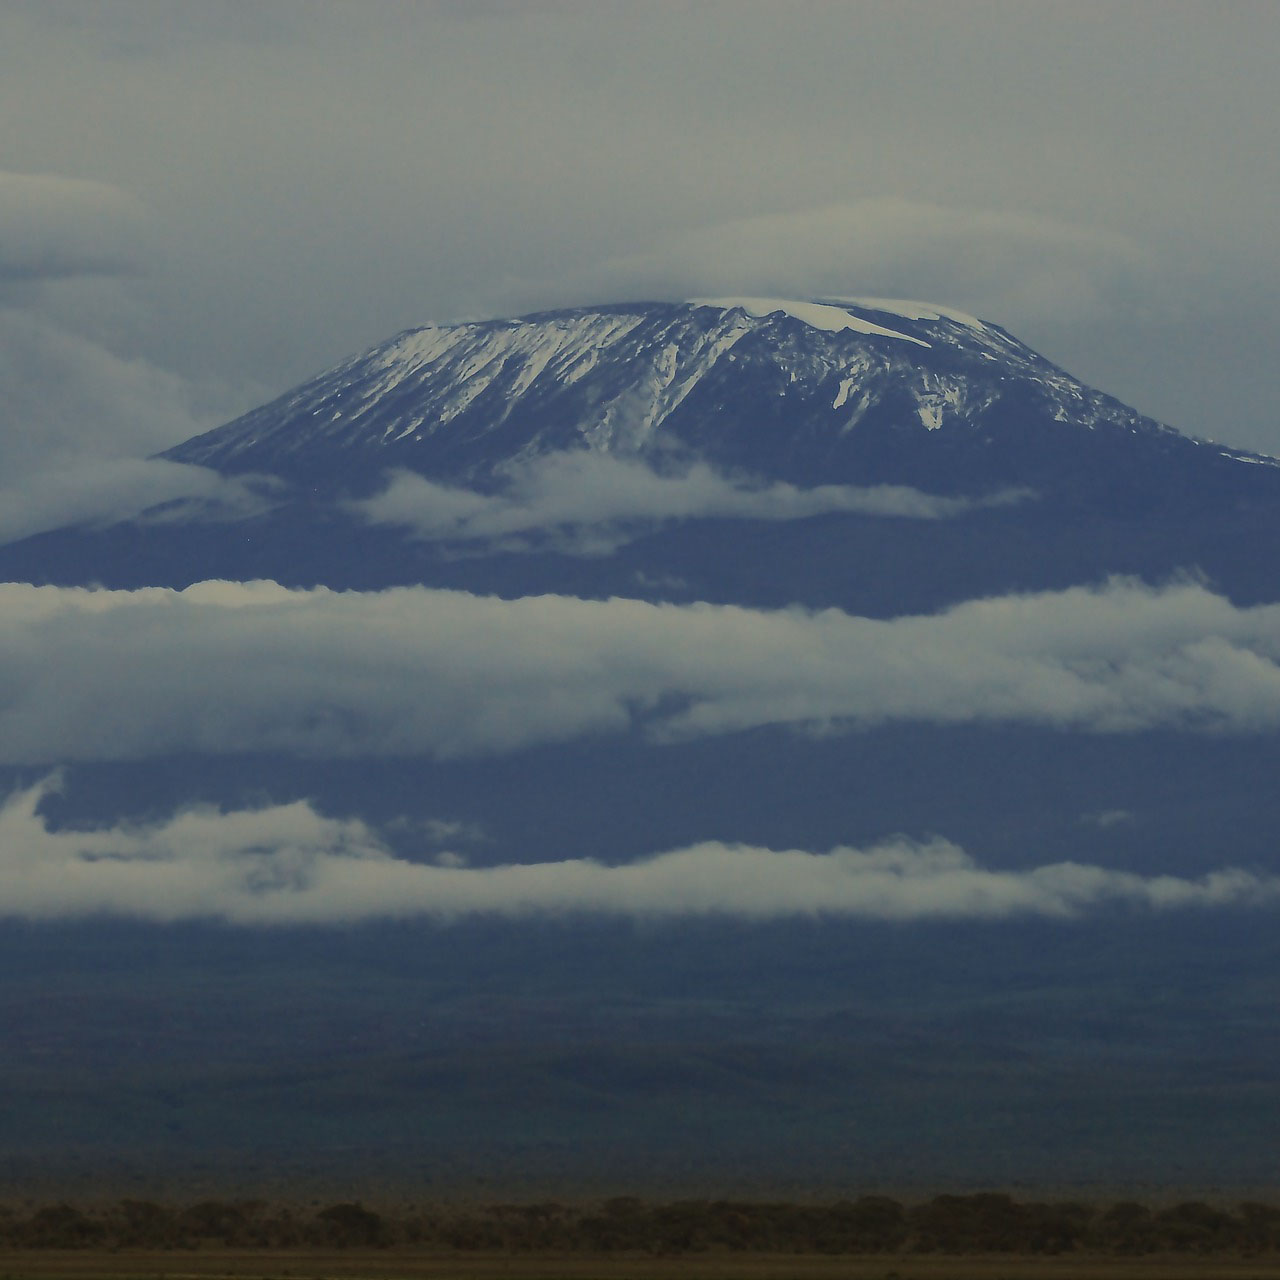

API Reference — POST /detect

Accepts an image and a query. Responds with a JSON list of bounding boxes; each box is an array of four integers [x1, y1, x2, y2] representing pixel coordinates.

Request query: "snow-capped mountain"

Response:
[[165, 297, 1259, 496], [8, 299, 1280, 1191], [5, 296, 1280, 611]]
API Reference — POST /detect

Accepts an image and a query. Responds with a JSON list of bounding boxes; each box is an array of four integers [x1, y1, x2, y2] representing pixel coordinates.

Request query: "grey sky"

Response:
[[1, 0, 1278, 469]]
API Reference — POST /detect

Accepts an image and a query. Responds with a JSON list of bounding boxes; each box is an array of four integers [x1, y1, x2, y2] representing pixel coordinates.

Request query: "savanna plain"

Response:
[[9, 1195, 1280, 1280]]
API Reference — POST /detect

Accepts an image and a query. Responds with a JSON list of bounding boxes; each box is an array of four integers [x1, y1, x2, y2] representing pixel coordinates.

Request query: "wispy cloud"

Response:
[[0, 300, 224, 480], [2, 578, 1280, 765], [1, 776, 1271, 925], [0, 173, 243, 495], [0, 457, 273, 546], [352, 452, 1022, 554], [509, 200, 1152, 329], [0, 169, 146, 286]]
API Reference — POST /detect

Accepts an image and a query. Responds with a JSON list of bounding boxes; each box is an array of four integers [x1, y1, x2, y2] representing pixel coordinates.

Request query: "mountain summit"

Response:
[[165, 297, 1248, 497], [7, 301, 1280, 1190], [4, 297, 1279, 609]]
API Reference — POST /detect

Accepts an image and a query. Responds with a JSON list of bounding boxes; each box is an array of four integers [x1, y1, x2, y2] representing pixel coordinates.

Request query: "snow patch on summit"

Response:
[[690, 297, 930, 348], [828, 297, 988, 331]]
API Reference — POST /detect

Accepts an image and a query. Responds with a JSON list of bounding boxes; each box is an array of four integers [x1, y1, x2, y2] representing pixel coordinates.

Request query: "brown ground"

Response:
[[9, 1251, 1280, 1280]]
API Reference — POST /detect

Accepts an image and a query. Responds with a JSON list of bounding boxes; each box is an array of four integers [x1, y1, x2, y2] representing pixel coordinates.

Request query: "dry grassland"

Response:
[[9, 1251, 1280, 1280]]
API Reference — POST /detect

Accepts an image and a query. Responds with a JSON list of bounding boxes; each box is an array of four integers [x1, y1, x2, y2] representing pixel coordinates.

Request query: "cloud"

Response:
[[0, 170, 146, 286], [7, 4, 1280, 460], [513, 200, 1152, 329], [3, 578, 1280, 766], [0, 302, 242, 494], [0, 775, 1272, 925], [0, 458, 274, 547], [352, 453, 1023, 555], [1082, 809, 1137, 830], [0, 173, 242, 482]]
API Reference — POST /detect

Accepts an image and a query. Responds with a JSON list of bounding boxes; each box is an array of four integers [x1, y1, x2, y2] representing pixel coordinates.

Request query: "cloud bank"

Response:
[[0, 308, 204, 468], [0, 457, 273, 546], [0, 173, 246, 513], [2, 578, 1280, 766], [2, 776, 1272, 926], [353, 452, 1018, 555]]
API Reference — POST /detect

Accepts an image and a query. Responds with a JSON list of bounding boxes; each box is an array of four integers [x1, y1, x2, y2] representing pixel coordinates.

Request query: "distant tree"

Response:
[[1153, 1201, 1240, 1253], [1093, 1201, 1157, 1254], [19, 1204, 106, 1248], [314, 1202, 385, 1248], [1239, 1202, 1280, 1253]]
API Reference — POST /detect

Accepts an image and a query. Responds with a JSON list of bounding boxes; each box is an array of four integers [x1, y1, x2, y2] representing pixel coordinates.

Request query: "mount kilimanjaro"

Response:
[[6, 297, 1280, 1189], [3, 296, 1279, 611], [165, 295, 1208, 489]]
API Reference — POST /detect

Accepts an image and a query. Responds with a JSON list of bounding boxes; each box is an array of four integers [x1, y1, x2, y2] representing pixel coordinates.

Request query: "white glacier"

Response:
[[170, 296, 1239, 481], [689, 297, 931, 348], [827, 296, 988, 331]]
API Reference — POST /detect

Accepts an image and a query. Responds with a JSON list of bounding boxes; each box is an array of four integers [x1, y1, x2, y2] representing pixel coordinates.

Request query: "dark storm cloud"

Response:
[[2, 1, 1278, 459]]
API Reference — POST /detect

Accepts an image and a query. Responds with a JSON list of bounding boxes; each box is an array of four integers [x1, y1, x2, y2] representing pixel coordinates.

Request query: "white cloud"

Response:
[[0, 457, 273, 546], [352, 452, 1022, 555], [0, 775, 1271, 925], [7, 5, 1280, 458], [0, 172, 245, 487], [516, 200, 1151, 330], [1082, 808, 1137, 830], [0, 261, 269, 544], [2, 578, 1280, 766], [0, 307, 207, 472]]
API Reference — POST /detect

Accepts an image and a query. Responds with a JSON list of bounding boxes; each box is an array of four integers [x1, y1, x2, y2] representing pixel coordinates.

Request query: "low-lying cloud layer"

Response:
[[0, 457, 272, 546], [2, 577, 1280, 765], [354, 452, 1016, 555], [2, 776, 1272, 926]]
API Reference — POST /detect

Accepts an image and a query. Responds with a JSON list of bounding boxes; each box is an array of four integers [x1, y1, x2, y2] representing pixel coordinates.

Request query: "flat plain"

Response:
[[10, 1253, 1280, 1280]]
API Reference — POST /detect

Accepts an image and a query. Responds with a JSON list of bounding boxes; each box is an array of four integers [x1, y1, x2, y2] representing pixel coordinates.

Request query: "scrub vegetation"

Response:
[[4, 1193, 1280, 1257]]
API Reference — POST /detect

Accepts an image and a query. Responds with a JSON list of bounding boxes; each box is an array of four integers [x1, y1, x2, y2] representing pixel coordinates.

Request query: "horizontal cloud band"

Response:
[[351, 452, 1023, 555], [2, 576, 1280, 764], [1, 777, 1271, 925], [0, 457, 274, 545]]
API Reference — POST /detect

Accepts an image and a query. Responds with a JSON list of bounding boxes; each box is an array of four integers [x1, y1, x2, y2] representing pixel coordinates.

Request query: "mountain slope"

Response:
[[165, 297, 1259, 498], [6, 299, 1280, 1190], [3, 296, 1279, 610]]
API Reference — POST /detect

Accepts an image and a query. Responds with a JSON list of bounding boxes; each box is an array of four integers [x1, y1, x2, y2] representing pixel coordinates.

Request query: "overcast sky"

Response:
[[2, 0, 1278, 479]]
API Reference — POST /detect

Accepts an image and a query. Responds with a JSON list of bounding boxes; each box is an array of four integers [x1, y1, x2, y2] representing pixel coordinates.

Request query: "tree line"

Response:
[[3, 1193, 1279, 1255]]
